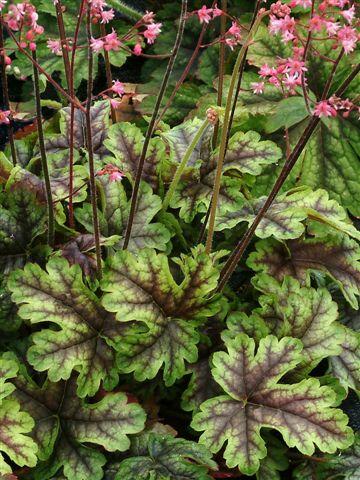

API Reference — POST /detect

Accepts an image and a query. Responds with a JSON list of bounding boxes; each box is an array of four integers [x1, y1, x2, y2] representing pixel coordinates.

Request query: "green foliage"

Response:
[[226, 275, 344, 374], [76, 178, 171, 251], [170, 129, 281, 223], [248, 235, 360, 309], [0, 1, 359, 478], [114, 432, 217, 479], [8, 257, 124, 398], [0, 353, 38, 474], [11, 366, 145, 480], [191, 334, 354, 475], [101, 247, 222, 385]]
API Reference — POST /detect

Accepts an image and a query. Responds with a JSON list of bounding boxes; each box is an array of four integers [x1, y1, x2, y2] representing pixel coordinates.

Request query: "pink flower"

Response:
[[259, 64, 274, 77], [269, 14, 296, 42], [269, 75, 281, 88], [109, 171, 125, 182], [313, 100, 337, 117], [289, 0, 312, 7], [0, 0, 6, 12], [270, 1, 291, 18], [283, 73, 302, 92], [91, 0, 107, 9], [325, 20, 340, 35], [91, 37, 105, 52], [228, 21, 241, 38], [337, 26, 358, 54], [309, 15, 325, 31], [225, 21, 241, 49], [251, 81, 265, 94], [197, 5, 212, 24], [341, 5, 355, 24], [104, 30, 121, 51], [97, 164, 125, 182], [213, 4, 223, 17], [0, 110, 11, 125], [133, 43, 142, 55], [111, 80, 125, 96], [47, 39, 62, 55], [100, 9, 115, 23], [144, 22, 162, 44], [142, 11, 155, 24], [284, 58, 307, 76]]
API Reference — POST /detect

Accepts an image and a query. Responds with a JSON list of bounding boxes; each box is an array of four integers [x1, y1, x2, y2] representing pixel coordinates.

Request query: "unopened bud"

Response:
[[206, 107, 219, 125]]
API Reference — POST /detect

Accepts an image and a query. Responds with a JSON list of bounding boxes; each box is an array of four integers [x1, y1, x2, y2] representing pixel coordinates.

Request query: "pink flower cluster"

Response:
[[268, 0, 358, 53], [3, 2, 44, 50], [89, 0, 115, 24], [255, 56, 307, 95], [97, 164, 125, 182], [0, 0, 7, 12], [225, 21, 242, 50], [196, 4, 222, 24], [88, 8, 162, 55], [314, 96, 360, 118], [91, 29, 121, 52]]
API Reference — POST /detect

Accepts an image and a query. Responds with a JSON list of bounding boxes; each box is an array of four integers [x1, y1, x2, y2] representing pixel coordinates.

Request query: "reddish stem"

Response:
[[68, 0, 86, 227]]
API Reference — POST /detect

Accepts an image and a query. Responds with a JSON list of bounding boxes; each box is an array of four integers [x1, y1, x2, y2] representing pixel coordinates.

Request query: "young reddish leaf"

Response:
[[191, 334, 354, 475]]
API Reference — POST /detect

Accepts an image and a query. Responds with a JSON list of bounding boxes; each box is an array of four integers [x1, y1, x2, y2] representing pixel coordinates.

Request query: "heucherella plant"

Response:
[[0, 0, 359, 478]]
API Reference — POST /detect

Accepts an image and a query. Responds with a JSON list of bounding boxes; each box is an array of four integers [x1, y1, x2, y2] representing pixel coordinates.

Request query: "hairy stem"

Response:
[[68, 0, 86, 228], [86, 2, 102, 278], [55, 0, 71, 91], [32, 50, 55, 247], [217, 63, 360, 292], [0, 17, 17, 165], [205, 11, 265, 254], [123, 0, 188, 249], [100, 23, 117, 124], [107, 0, 143, 22], [162, 118, 210, 212]]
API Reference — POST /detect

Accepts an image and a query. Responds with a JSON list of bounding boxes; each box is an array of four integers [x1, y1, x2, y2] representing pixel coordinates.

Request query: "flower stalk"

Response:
[[32, 50, 55, 247], [54, 0, 71, 91], [68, 0, 86, 228], [205, 10, 266, 254], [123, 0, 188, 250], [85, 1, 102, 279]]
